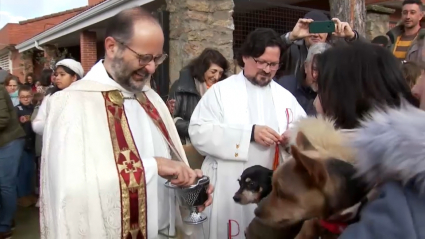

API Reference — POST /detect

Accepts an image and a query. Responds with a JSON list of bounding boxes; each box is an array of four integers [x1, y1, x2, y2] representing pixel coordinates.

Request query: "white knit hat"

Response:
[[56, 59, 84, 78]]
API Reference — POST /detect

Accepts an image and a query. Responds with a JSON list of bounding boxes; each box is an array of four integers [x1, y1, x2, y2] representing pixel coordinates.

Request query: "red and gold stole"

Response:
[[136, 92, 182, 160], [103, 91, 147, 239], [103, 90, 182, 239]]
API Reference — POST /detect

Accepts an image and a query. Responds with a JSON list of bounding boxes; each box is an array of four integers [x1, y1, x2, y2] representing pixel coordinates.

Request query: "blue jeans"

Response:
[[0, 139, 24, 233], [17, 150, 35, 198]]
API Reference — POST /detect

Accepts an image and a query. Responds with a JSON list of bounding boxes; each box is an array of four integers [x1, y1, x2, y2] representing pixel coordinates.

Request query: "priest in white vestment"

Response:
[[40, 8, 212, 239], [189, 28, 306, 239]]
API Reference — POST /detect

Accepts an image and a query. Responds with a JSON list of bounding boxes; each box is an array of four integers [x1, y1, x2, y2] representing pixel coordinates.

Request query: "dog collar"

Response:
[[319, 220, 348, 234]]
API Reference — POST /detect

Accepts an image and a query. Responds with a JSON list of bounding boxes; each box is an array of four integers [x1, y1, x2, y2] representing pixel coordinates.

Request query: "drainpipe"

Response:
[[34, 41, 44, 50]]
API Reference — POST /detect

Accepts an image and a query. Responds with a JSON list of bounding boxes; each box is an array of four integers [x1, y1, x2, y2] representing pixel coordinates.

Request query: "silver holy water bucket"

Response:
[[165, 176, 210, 224]]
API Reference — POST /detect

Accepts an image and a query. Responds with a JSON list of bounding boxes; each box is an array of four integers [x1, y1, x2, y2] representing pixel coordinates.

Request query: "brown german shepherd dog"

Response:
[[251, 117, 370, 239]]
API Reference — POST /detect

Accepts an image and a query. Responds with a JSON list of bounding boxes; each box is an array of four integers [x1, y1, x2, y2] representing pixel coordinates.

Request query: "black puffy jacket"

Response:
[[169, 68, 201, 144], [15, 103, 35, 152]]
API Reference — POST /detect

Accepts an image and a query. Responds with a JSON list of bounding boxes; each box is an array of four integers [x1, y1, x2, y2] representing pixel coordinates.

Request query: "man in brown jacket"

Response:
[[0, 84, 25, 239]]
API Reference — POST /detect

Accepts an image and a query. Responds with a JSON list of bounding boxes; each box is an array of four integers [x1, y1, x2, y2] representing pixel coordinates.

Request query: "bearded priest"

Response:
[[39, 7, 212, 239], [189, 28, 306, 239]]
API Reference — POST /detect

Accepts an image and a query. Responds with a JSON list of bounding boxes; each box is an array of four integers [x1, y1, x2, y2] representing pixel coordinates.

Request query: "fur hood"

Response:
[[352, 103, 425, 193], [290, 116, 356, 163]]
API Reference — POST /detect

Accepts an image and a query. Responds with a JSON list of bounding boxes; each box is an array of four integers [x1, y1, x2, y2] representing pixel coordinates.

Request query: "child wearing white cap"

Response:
[[32, 59, 84, 135], [54, 59, 84, 90]]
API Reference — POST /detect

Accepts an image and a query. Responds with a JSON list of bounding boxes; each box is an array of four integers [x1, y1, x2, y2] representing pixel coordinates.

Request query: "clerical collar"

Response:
[[104, 67, 115, 83]]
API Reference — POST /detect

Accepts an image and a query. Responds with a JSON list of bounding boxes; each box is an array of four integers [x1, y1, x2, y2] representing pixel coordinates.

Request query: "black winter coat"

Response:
[[15, 103, 35, 152], [169, 68, 201, 144]]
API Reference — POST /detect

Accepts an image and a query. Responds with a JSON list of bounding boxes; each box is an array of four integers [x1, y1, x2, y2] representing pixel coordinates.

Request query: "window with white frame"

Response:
[[0, 54, 9, 71]]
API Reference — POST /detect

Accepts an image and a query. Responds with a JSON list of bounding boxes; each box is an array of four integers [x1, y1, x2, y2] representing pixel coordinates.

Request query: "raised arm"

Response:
[[189, 87, 252, 161]]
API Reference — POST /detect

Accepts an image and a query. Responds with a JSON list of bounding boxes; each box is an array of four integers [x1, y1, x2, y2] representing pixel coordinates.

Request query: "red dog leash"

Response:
[[319, 220, 348, 234], [272, 144, 280, 170], [273, 108, 292, 170]]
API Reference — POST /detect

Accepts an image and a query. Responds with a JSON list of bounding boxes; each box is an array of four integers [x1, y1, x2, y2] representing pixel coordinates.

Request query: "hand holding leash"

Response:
[[279, 130, 291, 146], [253, 125, 281, 147]]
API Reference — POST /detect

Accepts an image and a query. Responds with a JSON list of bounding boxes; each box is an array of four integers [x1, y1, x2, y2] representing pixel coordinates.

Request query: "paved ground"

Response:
[[14, 206, 39, 239]]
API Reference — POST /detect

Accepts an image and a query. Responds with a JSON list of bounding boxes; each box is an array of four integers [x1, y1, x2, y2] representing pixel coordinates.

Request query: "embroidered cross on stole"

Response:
[[103, 90, 183, 239], [103, 91, 148, 239]]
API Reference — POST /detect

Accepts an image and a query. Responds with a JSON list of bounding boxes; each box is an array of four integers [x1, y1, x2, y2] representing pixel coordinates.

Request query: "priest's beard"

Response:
[[246, 70, 273, 87], [111, 56, 151, 92]]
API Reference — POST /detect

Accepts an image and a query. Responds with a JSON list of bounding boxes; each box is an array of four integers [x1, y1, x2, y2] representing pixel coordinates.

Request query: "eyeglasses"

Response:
[[116, 40, 168, 66], [252, 57, 281, 70]]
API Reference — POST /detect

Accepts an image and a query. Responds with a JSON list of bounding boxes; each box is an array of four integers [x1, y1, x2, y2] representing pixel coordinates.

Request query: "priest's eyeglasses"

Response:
[[117, 40, 168, 66], [252, 57, 280, 70]]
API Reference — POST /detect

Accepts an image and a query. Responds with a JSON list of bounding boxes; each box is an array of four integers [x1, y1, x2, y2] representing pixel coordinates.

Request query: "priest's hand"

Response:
[[254, 125, 281, 147], [155, 157, 197, 187], [193, 169, 214, 212]]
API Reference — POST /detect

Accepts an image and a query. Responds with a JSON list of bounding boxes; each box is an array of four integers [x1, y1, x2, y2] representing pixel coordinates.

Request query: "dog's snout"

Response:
[[233, 195, 241, 203]]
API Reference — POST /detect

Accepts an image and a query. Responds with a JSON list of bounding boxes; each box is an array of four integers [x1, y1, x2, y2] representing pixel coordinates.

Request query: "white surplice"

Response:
[[188, 71, 306, 239], [40, 61, 201, 239], [32, 93, 51, 135]]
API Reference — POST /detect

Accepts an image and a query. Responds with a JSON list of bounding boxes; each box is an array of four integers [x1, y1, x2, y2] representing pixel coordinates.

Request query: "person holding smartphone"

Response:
[[281, 10, 361, 76], [276, 10, 363, 116]]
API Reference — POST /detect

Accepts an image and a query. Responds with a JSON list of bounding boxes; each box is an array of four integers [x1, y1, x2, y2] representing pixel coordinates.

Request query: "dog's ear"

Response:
[[267, 170, 273, 178], [295, 131, 315, 151], [267, 170, 273, 182], [291, 145, 328, 188]]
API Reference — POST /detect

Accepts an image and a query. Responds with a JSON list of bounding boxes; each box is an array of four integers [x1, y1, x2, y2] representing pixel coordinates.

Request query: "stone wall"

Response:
[[365, 5, 395, 40], [166, 0, 234, 84]]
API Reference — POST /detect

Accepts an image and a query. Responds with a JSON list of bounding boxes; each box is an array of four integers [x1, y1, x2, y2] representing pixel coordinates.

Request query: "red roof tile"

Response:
[[51, 0, 109, 26], [16, 0, 109, 45], [19, 6, 90, 24]]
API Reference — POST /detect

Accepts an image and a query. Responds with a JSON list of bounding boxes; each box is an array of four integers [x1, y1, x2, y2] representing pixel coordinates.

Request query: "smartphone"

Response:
[[309, 21, 335, 34]]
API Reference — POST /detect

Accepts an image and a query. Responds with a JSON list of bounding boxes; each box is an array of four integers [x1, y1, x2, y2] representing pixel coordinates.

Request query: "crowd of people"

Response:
[[0, 59, 84, 238], [0, 0, 425, 238]]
